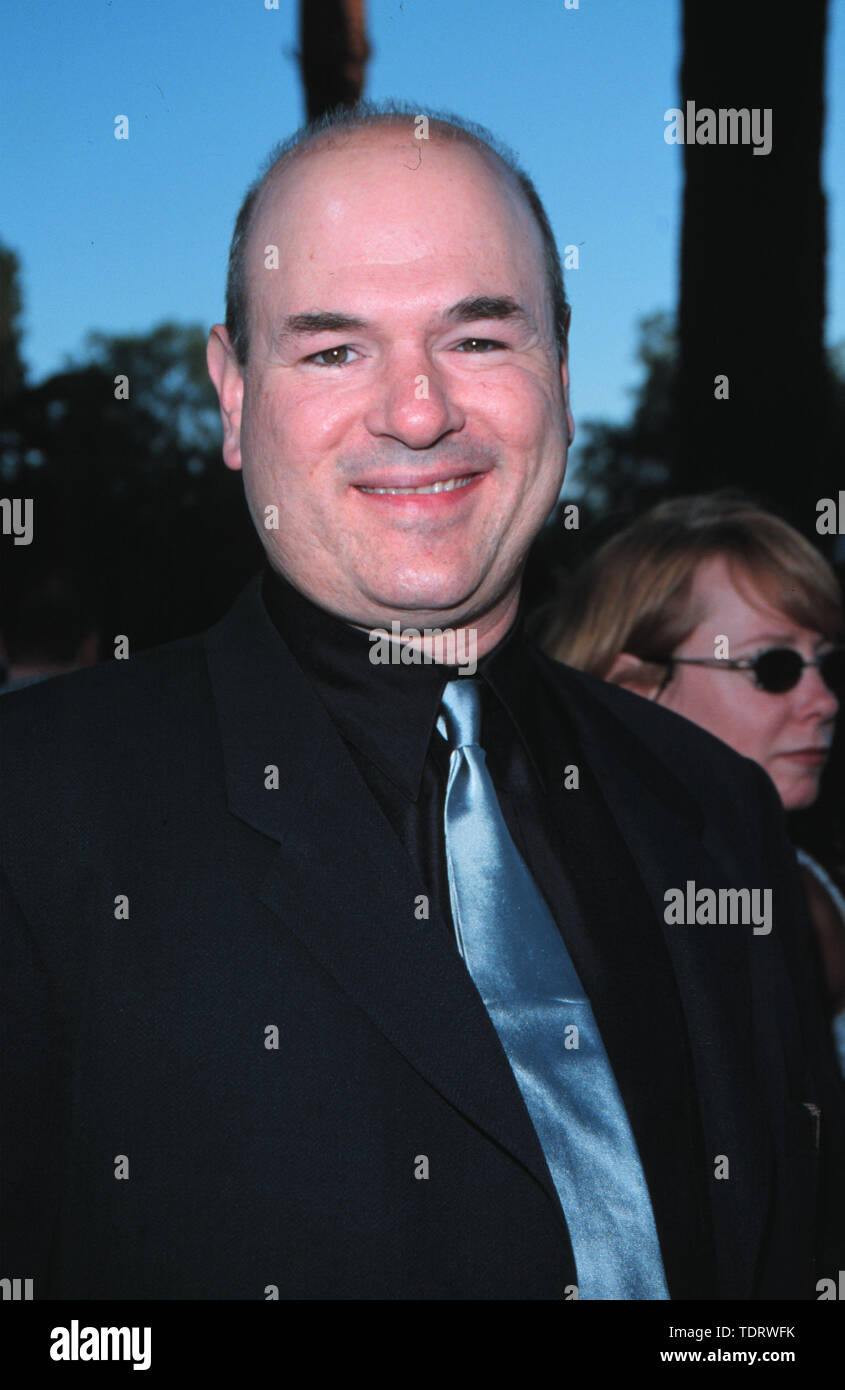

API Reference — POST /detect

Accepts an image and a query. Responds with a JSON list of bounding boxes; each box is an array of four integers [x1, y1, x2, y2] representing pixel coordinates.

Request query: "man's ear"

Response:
[[604, 651, 665, 699], [559, 313, 575, 446], [207, 325, 245, 472]]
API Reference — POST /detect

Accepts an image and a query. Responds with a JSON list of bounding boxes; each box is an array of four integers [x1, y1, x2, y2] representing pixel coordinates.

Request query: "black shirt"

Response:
[[260, 562, 576, 947]]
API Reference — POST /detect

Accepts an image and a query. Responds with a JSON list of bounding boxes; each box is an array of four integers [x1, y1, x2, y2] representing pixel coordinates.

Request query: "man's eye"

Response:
[[305, 345, 358, 366], [455, 338, 506, 352]]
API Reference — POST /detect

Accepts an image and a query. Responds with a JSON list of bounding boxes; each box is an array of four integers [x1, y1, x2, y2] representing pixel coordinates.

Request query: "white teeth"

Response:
[[358, 474, 476, 495]]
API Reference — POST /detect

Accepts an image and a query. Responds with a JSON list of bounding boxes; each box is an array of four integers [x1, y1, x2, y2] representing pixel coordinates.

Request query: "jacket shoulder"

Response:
[[530, 644, 765, 795], [1, 630, 208, 755], [0, 631, 220, 857]]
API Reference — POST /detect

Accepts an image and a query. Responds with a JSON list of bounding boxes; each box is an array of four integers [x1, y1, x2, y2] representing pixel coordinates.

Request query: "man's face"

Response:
[[207, 129, 573, 647]]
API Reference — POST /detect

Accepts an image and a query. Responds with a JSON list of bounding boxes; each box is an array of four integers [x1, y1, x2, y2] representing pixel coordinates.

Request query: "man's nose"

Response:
[[363, 349, 465, 448]]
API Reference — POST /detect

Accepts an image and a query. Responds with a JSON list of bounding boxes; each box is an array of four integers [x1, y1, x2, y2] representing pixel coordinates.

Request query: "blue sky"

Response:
[[3, 0, 844, 485]]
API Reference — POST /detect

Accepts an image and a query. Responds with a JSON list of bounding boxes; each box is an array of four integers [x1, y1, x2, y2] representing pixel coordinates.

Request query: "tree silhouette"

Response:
[[0, 323, 262, 650], [570, 313, 679, 521], [298, 0, 370, 120], [677, 0, 830, 520], [0, 241, 26, 404]]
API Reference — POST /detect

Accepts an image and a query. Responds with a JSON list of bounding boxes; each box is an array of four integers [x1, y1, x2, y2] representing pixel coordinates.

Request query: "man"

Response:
[[2, 101, 843, 1300]]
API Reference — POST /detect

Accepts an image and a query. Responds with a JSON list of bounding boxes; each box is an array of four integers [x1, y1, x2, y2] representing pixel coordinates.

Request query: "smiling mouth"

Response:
[[356, 474, 479, 496]]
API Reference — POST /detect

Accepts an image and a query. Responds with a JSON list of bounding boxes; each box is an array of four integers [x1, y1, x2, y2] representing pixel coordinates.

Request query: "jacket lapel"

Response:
[[203, 577, 566, 1221], [539, 658, 775, 1299]]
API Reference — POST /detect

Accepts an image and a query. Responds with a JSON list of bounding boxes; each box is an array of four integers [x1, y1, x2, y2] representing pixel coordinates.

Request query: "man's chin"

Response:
[[348, 561, 484, 611], [358, 583, 486, 628]]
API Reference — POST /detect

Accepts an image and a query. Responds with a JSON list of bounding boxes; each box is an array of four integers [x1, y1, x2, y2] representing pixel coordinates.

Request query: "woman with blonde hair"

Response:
[[542, 492, 845, 1068]]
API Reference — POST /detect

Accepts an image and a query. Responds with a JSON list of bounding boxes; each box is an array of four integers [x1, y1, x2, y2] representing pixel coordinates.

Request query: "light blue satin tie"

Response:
[[438, 679, 669, 1300]]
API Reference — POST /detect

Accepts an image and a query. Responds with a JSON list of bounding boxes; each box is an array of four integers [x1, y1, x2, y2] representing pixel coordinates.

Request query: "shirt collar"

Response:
[[260, 563, 547, 798]]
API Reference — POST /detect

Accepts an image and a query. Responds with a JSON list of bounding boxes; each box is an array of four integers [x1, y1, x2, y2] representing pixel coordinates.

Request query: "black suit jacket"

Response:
[[2, 574, 844, 1299]]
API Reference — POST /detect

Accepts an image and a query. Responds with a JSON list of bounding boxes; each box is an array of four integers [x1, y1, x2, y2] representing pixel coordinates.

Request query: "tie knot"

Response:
[[438, 678, 482, 750]]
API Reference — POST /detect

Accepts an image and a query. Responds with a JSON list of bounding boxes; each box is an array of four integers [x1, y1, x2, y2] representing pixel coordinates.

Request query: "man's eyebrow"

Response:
[[444, 295, 533, 328], [275, 311, 370, 341], [273, 296, 534, 344]]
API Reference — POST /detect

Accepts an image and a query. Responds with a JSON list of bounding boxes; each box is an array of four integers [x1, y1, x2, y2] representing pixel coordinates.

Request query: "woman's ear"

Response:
[[604, 652, 666, 699]]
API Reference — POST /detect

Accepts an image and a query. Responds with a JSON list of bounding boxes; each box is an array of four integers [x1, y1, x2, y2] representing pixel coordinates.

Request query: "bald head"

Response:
[[241, 129, 551, 379], [224, 107, 570, 368]]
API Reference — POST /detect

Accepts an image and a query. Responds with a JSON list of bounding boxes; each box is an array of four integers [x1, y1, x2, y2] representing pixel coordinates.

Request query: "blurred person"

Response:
[[0, 571, 99, 692], [542, 493, 845, 1070]]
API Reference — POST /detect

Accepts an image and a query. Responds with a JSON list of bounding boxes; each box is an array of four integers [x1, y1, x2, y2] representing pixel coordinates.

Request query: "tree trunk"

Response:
[[677, 0, 829, 533], [299, 0, 370, 121]]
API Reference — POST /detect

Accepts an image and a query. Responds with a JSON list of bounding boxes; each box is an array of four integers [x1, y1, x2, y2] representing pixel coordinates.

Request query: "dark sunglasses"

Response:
[[650, 646, 845, 697]]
